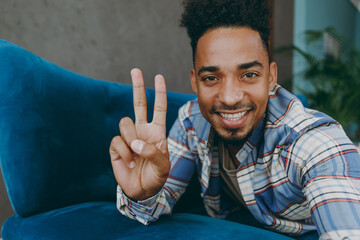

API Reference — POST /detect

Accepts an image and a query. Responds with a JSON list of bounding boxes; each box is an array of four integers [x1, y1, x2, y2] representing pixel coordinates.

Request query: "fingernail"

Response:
[[131, 68, 141, 76], [110, 152, 119, 159], [129, 161, 135, 169], [131, 140, 144, 154]]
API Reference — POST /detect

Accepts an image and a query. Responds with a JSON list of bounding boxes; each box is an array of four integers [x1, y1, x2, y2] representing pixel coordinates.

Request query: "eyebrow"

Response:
[[197, 61, 264, 76], [238, 61, 264, 70], [197, 66, 220, 76]]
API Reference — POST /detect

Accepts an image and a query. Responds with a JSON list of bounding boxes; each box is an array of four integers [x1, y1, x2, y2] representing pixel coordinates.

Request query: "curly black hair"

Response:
[[180, 0, 272, 62]]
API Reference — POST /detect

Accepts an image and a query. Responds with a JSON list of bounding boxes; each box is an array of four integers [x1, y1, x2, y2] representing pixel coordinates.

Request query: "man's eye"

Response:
[[202, 76, 218, 81], [244, 72, 258, 78]]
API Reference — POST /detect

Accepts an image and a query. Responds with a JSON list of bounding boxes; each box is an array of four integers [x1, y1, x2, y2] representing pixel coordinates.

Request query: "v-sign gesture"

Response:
[[110, 68, 170, 201]]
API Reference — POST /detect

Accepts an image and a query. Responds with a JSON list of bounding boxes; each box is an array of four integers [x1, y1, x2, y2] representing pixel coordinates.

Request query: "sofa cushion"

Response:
[[2, 202, 297, 239]]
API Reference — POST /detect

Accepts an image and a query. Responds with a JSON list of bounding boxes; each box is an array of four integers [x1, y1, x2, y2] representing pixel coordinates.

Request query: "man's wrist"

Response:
[[117, 185, 162, 205]]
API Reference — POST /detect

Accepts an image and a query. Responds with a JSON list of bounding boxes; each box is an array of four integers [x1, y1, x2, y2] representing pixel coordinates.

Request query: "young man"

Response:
[[110, 0, 360, 239]]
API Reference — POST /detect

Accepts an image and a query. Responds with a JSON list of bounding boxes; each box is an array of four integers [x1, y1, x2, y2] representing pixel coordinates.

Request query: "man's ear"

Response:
[[269, 61, 278, 91], [190, 69, 198, 94]]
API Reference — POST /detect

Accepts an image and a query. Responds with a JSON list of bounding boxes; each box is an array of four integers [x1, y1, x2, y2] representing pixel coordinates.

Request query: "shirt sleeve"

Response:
[[296, 123, 360, 239], [116, 110, 197, 225]]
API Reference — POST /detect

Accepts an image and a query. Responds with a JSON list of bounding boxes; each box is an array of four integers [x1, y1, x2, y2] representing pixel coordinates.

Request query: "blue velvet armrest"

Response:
[[0, 40, 195, 217]]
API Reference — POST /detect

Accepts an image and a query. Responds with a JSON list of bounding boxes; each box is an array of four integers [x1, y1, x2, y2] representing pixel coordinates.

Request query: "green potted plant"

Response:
[[276, 27, 360, 141]]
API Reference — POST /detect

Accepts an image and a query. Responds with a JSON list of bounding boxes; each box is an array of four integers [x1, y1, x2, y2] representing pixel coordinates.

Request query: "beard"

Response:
[[214, 127, 254, 146], [210, 101, 256, 146]]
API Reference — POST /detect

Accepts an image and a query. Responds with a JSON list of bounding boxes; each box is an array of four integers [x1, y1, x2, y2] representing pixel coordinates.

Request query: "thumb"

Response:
[[130, 139, 170, 177], [130, 139, 146, 155]]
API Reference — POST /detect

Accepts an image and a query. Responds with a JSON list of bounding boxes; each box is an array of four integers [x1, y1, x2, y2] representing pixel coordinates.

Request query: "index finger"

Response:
[[131, 68, 147, 124], [152, 74, 167, 127]]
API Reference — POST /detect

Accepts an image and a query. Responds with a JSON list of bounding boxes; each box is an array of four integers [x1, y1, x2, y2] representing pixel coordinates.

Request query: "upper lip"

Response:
[[216, 109, 250, 114]]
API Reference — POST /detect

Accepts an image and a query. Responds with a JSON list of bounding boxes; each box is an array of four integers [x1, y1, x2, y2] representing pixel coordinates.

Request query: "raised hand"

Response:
[[110, 68, 170, 201]]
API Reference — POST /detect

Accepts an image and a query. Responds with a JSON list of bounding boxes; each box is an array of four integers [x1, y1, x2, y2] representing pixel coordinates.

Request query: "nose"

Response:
[[218, 78, 244, 107]]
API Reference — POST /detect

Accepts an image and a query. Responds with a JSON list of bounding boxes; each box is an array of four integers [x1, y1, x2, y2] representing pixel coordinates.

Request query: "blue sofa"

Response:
[[0, 40, 317, 239]]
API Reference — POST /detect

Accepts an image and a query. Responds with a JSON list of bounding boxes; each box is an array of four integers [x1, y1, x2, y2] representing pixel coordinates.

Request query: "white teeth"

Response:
[[219, 111, 247, 121]]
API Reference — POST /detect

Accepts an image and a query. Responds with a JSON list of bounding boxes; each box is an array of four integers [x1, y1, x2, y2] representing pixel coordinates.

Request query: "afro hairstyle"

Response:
[[180, 0, 272, 61]]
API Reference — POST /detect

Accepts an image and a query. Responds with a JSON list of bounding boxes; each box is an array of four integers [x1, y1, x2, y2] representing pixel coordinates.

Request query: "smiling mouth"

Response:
[[219, 111, 248, 121]]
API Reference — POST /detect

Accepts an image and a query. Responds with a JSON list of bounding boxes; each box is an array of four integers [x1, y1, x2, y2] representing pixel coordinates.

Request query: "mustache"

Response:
[[210, 102, 256, 113]]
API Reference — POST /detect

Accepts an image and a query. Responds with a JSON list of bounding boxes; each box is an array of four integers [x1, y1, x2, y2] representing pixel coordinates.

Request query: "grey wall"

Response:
[[1, 0, 194, 92], [272, 0, 294, 89], [0, 0, 294, 234]]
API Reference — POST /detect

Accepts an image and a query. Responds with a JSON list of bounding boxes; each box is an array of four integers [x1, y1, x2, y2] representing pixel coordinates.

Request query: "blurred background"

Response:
[[1, 0, 359, 235]]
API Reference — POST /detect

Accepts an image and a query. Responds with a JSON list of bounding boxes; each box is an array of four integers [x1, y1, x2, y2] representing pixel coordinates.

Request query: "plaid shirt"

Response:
[[118, 85, 360, 239]]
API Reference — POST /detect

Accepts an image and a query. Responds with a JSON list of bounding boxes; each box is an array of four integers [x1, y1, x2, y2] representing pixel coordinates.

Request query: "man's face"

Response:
[[191, 27, 277, 145]]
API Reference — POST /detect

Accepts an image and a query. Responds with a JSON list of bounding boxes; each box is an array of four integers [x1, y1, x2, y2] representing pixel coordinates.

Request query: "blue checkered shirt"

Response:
[[118, 85, 360, 239]]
